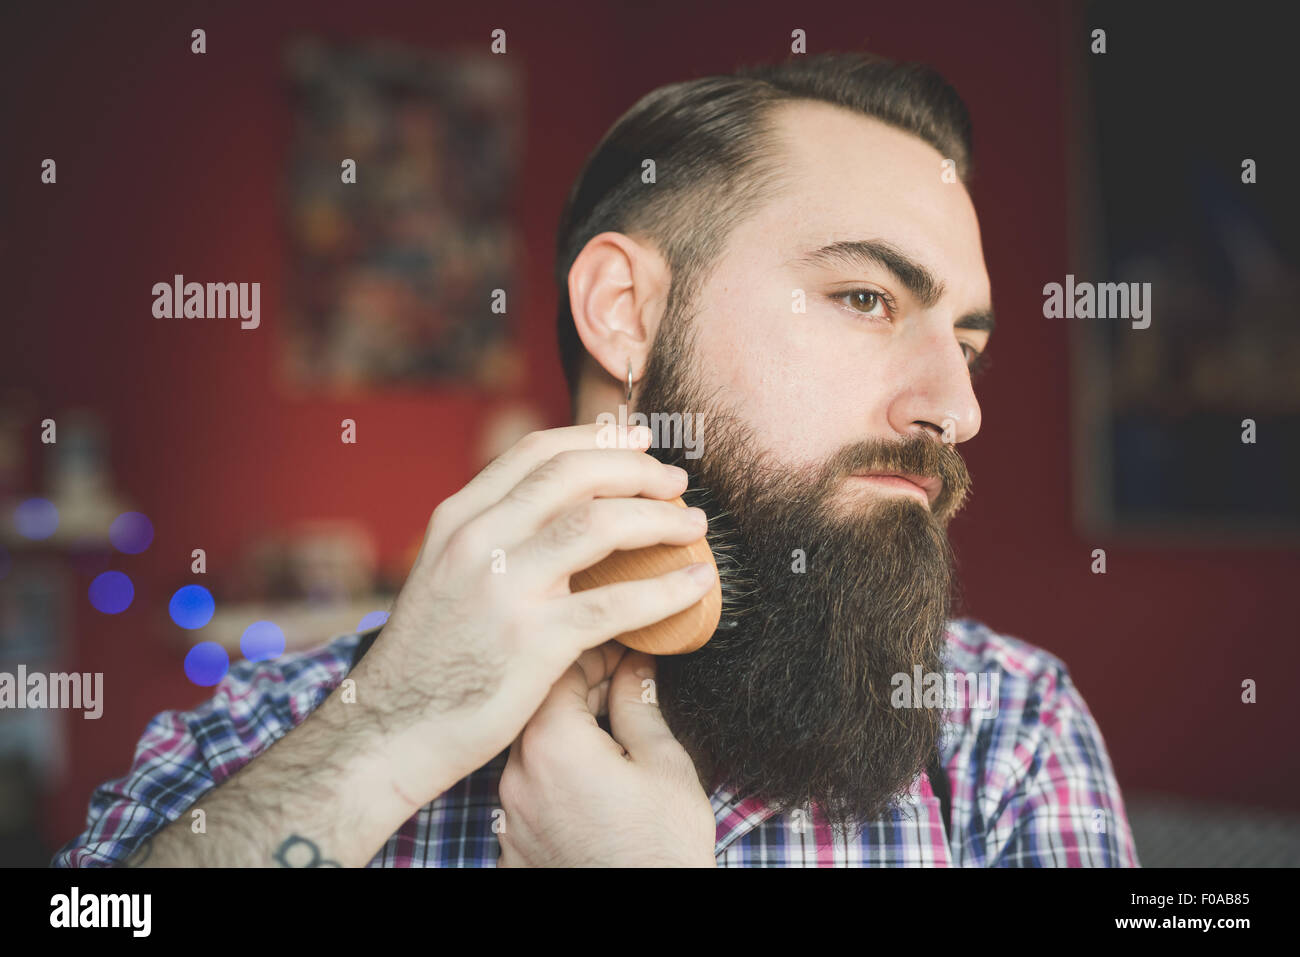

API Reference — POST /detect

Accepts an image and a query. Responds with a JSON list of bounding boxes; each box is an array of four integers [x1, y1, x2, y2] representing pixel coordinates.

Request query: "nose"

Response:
[[885, 320, 982, 444]]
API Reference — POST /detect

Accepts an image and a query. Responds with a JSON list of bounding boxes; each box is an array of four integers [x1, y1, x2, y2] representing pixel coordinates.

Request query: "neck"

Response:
[[572, 363, 625, 426]]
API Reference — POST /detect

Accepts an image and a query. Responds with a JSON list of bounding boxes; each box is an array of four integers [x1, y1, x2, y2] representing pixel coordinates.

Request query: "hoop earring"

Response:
[[626, 359, 633, 403]]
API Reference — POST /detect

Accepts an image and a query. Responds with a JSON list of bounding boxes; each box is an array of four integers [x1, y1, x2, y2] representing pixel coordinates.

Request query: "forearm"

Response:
[[121, 685, 444, 868]]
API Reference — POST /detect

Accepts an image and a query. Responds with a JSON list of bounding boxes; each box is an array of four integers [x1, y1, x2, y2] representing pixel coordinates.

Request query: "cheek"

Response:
[[693, 286, 889, 465]]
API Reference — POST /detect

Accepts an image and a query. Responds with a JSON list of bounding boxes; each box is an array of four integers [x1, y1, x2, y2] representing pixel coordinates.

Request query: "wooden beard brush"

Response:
[[568, 492, 746, 655]]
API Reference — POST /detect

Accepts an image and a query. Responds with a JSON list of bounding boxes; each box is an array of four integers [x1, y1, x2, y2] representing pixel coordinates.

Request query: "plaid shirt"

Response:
[[52, 618, 1139, 867]]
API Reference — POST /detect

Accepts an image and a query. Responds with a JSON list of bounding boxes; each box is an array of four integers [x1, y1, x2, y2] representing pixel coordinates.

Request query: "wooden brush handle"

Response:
[[568, 496, 721, 656]]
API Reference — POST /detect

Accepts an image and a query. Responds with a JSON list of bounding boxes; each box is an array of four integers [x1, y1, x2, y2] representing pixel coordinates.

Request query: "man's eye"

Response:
[[964, 345, 991, 379], [836, 288, 895, 320]]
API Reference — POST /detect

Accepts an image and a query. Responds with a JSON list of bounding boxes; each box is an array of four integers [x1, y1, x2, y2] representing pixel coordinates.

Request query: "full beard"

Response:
[[632, 316, 970, 838]]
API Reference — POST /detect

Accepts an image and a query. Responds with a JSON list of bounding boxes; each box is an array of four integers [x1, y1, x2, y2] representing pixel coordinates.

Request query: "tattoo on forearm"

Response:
[[273, 834, 340, 867]]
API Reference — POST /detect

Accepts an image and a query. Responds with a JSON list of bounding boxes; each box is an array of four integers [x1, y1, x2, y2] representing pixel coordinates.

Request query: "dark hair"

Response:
[[553, 51, 974, 404]]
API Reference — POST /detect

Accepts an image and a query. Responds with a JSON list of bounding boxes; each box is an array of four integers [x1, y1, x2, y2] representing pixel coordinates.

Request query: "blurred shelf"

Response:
[[184, 597, 394, 654], [0, 492, 130, 549]]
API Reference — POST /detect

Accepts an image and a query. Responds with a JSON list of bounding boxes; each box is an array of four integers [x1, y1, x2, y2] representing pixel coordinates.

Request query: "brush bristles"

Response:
[[681, 484, 756, 631]]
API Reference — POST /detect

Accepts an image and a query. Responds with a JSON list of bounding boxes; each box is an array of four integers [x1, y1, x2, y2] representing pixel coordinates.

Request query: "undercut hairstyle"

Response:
[[553, 50, 975, 407]]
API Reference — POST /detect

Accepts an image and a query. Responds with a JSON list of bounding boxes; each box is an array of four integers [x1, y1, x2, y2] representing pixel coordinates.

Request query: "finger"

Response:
[[518, 646, 628, 767], [546, 560, 717, 657], [607, 651, 679, 761], [434, 423, 653, 535], [466, 448, 689, 552], [503, 642, 624, 770], [589, 677, 613, 718], [516, 497, 708, 592], [531, 640, 628, 727], [574, 640, 630, 702]]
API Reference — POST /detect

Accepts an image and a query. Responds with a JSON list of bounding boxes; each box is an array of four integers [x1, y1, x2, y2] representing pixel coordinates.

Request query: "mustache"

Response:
[[815, 432, 972, 522]]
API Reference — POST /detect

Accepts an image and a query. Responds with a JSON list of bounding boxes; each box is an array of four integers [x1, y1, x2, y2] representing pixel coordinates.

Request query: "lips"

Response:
[[849, 471, 942, 505]]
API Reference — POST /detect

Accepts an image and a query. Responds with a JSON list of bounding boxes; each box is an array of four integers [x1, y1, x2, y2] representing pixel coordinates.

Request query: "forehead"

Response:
[[753, 100, 987, 290]]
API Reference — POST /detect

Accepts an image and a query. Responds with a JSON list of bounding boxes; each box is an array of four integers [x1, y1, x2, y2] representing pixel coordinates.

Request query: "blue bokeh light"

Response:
[[88, 571, 134, 614], [357, 610, 390, 631], [240, 620, 286, 662], [169, 584, 215, 629], [14, 498, 58, 540], [109, 511, 154, 554], [185, 642, 229, 686]]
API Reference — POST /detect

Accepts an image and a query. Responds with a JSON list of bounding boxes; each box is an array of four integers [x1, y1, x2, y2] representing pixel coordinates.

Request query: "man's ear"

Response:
[[568, 230, 670, 389]]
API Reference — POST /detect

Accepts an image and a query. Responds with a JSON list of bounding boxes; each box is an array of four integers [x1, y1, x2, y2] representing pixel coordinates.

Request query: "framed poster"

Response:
[[282, 38, 525, 391], [1068, 2, 1300, 543]]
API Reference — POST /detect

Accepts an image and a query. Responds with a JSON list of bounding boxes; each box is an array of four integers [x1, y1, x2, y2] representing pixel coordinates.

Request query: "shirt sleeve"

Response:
[[50, 638, 354, 867], [987, 664, 1140, 867]]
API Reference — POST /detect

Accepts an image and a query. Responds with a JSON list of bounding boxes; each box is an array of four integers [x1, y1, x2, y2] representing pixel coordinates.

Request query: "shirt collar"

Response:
[[710, 785, 782, 855]]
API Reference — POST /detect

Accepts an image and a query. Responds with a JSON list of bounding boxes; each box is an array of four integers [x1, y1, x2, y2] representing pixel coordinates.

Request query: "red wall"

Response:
[[3, 0, 1295, 851]]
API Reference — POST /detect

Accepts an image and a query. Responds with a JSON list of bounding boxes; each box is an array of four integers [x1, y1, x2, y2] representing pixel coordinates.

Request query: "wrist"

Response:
[[303, 686, 444, 828]]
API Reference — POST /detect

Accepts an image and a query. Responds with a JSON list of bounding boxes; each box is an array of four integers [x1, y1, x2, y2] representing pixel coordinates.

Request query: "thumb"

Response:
[[607, 650, 677, 761]]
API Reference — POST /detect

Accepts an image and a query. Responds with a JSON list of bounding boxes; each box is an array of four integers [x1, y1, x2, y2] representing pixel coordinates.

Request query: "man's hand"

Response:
[[108, 422, 717, 868], [496, 645, 718, 867], [350, 422, 715, 811]]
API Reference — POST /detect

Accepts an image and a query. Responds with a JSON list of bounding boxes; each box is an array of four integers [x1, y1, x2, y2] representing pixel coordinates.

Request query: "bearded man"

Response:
[[55, 52, 1137, 868]]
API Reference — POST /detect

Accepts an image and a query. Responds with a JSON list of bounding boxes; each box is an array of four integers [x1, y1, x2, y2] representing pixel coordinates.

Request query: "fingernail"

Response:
[[629, 426, 652, 447], [685, 506, 707, 528], [685, 562, 715, 586], [667, 464, 688, 482]]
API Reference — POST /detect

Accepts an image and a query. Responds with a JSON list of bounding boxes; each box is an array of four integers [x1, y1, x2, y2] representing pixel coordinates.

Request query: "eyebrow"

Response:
[[788, 238, 995, 334]]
